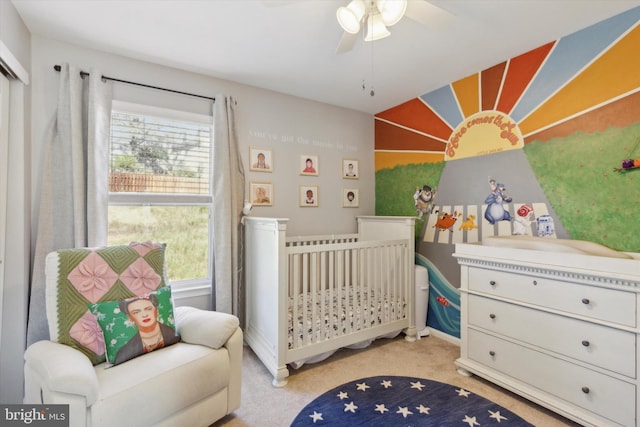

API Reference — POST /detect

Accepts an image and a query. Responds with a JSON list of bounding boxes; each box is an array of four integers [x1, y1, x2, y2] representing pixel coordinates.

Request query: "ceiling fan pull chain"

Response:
[[370, 21, 375, 97]]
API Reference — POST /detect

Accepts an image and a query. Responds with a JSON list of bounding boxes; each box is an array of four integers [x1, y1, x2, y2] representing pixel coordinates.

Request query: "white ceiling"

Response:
[[11, 0, 640, 114]]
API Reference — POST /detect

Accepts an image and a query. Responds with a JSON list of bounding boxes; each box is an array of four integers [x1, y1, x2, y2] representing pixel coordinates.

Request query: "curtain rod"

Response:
[[53, 64, 215, 102]]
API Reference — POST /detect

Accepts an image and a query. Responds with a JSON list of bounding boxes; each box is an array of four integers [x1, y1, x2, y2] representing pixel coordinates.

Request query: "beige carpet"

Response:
[[214, 334, 581, 426]]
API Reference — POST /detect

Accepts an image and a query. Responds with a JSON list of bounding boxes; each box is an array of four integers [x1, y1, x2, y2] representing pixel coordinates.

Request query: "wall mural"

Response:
[[375, 7, 640, 338]]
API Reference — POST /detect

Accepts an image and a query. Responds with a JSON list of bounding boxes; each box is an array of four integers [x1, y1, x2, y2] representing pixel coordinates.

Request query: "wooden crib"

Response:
[[244, 216, 417, 386]]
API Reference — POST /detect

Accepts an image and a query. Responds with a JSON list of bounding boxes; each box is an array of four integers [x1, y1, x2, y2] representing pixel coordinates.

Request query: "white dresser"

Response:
[[454, 240, 640, 427]]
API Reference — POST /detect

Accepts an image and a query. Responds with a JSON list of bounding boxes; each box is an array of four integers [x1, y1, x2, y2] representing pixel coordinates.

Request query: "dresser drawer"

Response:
[[468, 267, 636, 326], [468, 329, 635, 427], [468, 295, 636, 378]]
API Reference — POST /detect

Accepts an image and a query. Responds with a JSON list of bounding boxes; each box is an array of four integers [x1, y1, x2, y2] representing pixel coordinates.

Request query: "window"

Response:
[[108, 101, 212, 288]]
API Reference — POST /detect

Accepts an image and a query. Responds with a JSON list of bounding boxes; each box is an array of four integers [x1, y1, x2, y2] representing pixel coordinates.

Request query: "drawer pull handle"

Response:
[[489, 351, 495, 357], [489, 280, 496, 286], [581, 298, 590, 305], [489, 314, 496, 319], [532, 280, 537, 285], [581, 386, 590, 394], [582, 340, 590, 347]]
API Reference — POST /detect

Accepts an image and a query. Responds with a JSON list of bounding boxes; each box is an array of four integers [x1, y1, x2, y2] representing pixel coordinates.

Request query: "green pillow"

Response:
[[47, 242, 167, 365], [90, 286, 180, 366]]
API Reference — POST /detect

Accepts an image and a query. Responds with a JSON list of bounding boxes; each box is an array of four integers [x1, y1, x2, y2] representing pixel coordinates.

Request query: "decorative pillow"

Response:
[[45, 242, 167, 365], [89, 286, 180, 366]]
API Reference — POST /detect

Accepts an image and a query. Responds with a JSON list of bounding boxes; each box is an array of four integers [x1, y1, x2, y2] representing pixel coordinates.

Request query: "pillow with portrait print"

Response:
[[89, 286, 180, 366], [46, 242, 167, 365]]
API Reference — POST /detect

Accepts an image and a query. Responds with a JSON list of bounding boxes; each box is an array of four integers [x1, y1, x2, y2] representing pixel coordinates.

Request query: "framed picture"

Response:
[[250, 181, 273, 206], [249, 147, 273, 172], [342, 188, 359, 208], [300, 185, 318, 207], [342, 158, 358, 179], [300, 155, 319, 176]]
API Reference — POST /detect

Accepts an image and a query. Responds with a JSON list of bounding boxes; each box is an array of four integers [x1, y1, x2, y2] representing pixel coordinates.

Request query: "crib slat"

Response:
[[311, 252, 318, 345], [287, 238, 411, 352], [302, 253, 309, 346], [291, 254, 300, 348], [337, 249, 344, 339], [388, 244, 394, 322]]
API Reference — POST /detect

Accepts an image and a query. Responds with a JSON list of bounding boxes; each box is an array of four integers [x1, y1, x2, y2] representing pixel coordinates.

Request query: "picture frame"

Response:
[[250, 181, 273, 206], [300, 154, 319, 176], [300, 185, 318, 207], [342, 158, 358, 179], [249, 147, 273, 172], [342, 188, 359, 208]]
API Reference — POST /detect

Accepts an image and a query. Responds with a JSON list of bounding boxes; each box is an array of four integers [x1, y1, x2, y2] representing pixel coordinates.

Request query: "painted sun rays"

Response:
[[374, 6, 640, 169]]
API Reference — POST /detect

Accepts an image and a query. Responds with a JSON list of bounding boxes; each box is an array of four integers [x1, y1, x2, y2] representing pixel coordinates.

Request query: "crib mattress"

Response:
[[288, 287, 406, 349]]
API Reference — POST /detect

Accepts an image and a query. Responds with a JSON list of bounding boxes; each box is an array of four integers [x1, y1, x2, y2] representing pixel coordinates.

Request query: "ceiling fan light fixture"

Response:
[[364, 12, 390, 42], [337, 0, 366, 34], [376, 0, 407, 26]]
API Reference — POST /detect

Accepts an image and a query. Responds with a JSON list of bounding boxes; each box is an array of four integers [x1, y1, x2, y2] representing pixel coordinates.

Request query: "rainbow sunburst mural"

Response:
[[375, 7, 640, 168]]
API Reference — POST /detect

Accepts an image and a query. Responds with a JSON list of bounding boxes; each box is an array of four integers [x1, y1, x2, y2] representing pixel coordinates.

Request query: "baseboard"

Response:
[[426, 328, 460, 346]]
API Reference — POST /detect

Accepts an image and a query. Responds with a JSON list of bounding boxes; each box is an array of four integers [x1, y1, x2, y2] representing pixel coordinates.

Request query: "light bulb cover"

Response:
[[376, 0, 407, 26], [337, 0, 366, 34], [364, 12, 390, 41]]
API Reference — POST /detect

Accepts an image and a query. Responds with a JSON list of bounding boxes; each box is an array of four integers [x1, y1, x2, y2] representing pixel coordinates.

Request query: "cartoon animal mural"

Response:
[[433, 210, 461, 232], [414, 185, 437, 219], [484, 178, 513, 225], [458, 214, 478, 231]]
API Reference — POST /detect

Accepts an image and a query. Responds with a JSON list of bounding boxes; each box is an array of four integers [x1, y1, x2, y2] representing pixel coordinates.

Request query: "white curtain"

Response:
[[27, 64, 112, 345], [212, 95, 245, 320]]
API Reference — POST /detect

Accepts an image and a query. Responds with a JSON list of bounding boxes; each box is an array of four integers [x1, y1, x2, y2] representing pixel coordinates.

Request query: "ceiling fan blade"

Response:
[[405, 0, 455, 29], [336, 31, 358, 54]]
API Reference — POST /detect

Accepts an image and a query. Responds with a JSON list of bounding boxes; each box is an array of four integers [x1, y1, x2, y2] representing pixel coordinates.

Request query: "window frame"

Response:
[[108, 100, 214, 293]]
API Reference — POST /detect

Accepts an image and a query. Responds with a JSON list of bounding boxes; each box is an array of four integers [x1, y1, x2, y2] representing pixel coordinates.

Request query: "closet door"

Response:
[[0, 73, 9, 345]]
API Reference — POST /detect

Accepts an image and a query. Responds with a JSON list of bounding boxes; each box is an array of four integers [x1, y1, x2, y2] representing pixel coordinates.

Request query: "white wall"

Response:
[[0, 0, 31, 405], [31, 36, 375, 241]]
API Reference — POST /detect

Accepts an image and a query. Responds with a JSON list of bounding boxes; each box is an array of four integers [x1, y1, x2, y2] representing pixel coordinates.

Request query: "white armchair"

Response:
[[23, 244, 242, 427]]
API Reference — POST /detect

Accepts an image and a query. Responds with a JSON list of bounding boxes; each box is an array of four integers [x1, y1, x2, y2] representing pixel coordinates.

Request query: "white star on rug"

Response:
[[308, 411, 323, 423], [344, 401, 358, 413], [337, 391, 349, 400], [375, 403, 389, 414], [416, 404, 431, 414], [380, 379, 393, 388], [489, 409, 508, 422], [457, 388, 471, 397], [356, 382, 370, 392], [396, 406, 414, 418], [463, 415, 480, 426], [410, 381, 425, 390]]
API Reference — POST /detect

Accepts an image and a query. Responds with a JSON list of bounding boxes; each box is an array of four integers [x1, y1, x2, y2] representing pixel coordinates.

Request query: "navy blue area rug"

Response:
[[291, 376, 534, 426]]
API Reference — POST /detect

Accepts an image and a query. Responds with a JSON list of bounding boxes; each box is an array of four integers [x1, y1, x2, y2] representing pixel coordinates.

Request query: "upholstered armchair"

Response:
[[23, 243, 242, 427]]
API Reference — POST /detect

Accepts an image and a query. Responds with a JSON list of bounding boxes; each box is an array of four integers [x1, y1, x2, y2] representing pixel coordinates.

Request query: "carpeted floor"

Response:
[[213, 333, 581, 427]]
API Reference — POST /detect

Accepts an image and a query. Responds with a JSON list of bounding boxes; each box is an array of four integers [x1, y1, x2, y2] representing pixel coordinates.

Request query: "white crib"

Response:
[[244, 216, 417, 386]]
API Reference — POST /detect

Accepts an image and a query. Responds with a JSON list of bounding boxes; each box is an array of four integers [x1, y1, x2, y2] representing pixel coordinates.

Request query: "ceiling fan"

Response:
[[335, 0, 454, 53]]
